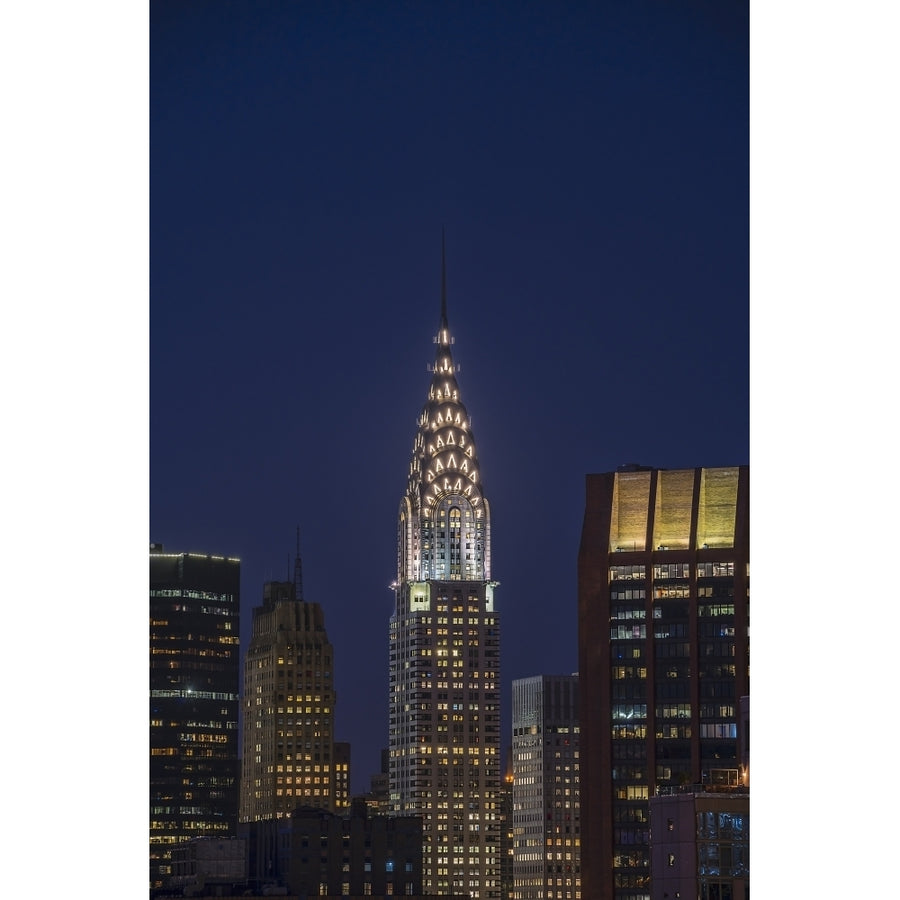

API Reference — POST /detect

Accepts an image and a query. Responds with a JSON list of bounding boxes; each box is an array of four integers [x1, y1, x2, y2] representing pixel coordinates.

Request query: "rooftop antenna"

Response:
[[293, 526, 305, 602], [440, 227, 448, 326]]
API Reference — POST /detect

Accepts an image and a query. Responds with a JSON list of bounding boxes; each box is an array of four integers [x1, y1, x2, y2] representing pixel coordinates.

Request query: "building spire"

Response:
[[440, 227, 448, 328], [293, 526, 304, 602], [431, 228, 454, 365]]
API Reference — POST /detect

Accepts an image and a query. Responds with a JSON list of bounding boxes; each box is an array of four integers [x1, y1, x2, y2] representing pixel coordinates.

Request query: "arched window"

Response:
[[448, 507, 462, 577]]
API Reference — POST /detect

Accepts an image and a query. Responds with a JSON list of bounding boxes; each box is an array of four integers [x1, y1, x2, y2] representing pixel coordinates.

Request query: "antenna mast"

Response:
[[293, 526, 304, 602]]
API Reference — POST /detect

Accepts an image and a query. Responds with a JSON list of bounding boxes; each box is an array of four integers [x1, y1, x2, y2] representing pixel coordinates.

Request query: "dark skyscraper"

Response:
[[149, 545, 241, 890], [389, 245, 502, 898], [577, 466, 749, 900], [239, 542, 337, 822]]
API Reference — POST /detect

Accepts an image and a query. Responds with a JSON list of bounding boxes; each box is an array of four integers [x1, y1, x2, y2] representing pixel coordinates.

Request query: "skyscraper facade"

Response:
[[239, 563, 337, 822], [389, 251, 502, 898], [150, 544, 241, 890], [499, 749, 514, 900], [577, 465, 749, 900], [333, 740, 351, 813], [511, 674, 581, 900]]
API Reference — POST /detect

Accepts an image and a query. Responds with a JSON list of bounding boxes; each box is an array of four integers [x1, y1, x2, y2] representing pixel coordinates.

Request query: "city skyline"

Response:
[[150, 2, 749, 796], [6, 2, 896, 897]]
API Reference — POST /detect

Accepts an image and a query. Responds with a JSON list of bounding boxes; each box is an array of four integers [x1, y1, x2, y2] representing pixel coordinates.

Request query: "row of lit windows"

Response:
[[276, 788, 329, 796], [176, 733, 230, 743], [700, 603, 735, 616], [152, 629, 237, 644], [151, 747, 233, 758], [613, 851, 648, 869], [150, 820, 230, 832], [151, 717, 233, 729], [610, 607, 736, 626], [151, 588, 234, 601], [611, 606, 646, 620], [151, 689, 238, 700], [611, 625, 646, 640], [658, 725, 692, 738], [653, 564, 690, 579], [276, 776, 326, 784], [151, 644, 236, 656], [655, 585, 690, 599], [699, 723, 738, 738], [609, 562, 739, 581], [151, 805, 219, 816], [613, 785, 650, 801], [612, 666, 647, 679], [248, 652, 329, 667], [611, 590, 646, 603]]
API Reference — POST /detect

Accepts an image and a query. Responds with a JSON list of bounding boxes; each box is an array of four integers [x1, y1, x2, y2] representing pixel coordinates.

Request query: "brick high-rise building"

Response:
[[389, 240, 502, 898], [149, 544, 241, 890], [240, 542, 337, 822], [577, 465, 749, 900]]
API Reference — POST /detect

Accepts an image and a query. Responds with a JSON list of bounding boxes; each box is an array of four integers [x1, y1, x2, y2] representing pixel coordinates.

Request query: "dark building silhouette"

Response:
[[648, 782, 749, 900], [167, 836, 248, 896], [240, 800, 425, 896], [389, 240, 502, 897], [355, 748, 390, 816], [149, 544, 241, 890], [239, 558, 337, 821], [578, 466, 749, 900]]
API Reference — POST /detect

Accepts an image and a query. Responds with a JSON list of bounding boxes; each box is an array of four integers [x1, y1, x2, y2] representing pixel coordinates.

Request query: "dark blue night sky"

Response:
[[150, 0, 749, 792]]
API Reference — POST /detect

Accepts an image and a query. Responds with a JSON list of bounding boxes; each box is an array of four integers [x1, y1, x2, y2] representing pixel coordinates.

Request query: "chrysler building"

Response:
[[389, 242, 502, 898]]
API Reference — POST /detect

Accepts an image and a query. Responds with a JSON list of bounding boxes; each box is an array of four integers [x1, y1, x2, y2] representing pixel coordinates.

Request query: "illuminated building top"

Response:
[[389, 238, 501, 898], [397, 238, 491, 583]]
